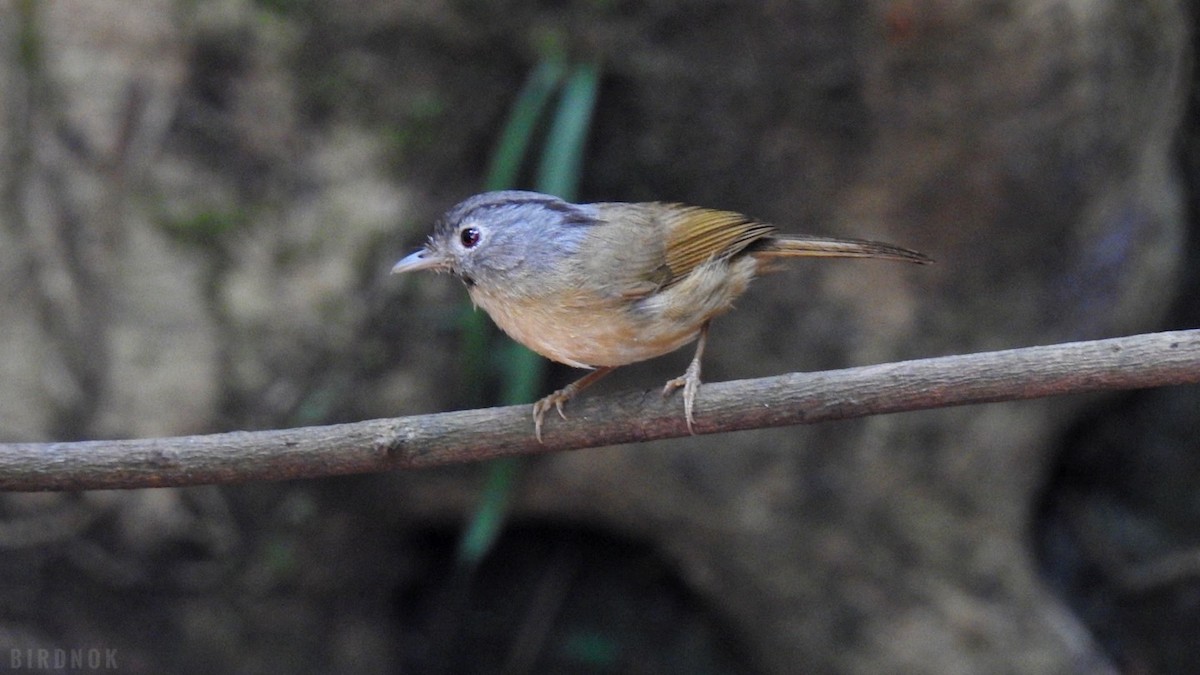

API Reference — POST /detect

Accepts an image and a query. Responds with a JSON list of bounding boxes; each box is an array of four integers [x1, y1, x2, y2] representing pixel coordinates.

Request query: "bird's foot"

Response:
[[662, 358, 702, 434], [530, 367, 615, 442], [532, 388, 572, 443]]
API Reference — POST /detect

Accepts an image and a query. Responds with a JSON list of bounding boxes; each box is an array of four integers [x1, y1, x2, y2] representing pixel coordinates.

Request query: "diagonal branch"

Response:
[[1, 330, 1198, 492]]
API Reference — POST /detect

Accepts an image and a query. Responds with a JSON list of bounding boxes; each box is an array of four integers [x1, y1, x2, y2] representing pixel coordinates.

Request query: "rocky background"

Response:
[[0, 1, 1196, 673]]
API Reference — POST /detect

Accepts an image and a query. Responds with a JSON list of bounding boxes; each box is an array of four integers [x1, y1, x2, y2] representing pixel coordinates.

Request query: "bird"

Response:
[[392, 190, 932, 440]]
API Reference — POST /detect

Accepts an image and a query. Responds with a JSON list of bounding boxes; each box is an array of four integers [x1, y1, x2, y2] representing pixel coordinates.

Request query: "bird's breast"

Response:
[[467, 286, 702, 368]]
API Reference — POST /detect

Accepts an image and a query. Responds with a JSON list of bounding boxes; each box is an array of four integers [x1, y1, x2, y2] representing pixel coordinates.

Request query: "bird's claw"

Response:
[[662, 360, 702, 434], [532, 389, 572, 443], [529, 367, 616, 443]]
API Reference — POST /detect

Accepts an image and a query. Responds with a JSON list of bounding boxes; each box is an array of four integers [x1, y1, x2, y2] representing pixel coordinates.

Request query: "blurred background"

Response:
[[0, 1, 1197, 673]]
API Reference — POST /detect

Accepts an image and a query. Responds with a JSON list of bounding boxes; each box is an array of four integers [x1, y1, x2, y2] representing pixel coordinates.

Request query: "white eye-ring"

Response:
[[459, 225, 482, 248]]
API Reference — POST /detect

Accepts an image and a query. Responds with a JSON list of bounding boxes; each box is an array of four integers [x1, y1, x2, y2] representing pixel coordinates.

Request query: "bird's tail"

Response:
[[754, 235, 933, 264]]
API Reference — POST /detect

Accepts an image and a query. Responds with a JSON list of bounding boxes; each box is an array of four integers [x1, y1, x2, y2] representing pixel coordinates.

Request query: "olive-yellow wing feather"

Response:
[[657, 205, 776, 287]]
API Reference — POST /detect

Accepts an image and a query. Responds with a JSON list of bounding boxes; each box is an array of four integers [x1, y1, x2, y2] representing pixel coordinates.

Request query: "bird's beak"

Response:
[[391, 248, 449, 274]]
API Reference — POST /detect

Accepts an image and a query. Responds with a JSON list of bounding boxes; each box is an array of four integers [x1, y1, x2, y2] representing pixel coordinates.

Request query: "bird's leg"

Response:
[[532, 366, 615, 442], [662, 321, 709, 434]]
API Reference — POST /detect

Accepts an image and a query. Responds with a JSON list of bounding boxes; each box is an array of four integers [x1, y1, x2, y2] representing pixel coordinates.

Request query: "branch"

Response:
[[2, 330, 1199, 492]]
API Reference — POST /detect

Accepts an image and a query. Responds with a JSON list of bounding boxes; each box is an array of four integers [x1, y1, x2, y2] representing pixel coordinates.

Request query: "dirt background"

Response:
[[1, 1, 1198, 673]]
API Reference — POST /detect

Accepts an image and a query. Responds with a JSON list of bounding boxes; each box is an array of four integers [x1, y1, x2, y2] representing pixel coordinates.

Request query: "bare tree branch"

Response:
[[2, 329, 1198, 492]]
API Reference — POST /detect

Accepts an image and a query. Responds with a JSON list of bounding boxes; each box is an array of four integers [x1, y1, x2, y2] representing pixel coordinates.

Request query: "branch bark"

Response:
[[2, 330, 1199, 492]]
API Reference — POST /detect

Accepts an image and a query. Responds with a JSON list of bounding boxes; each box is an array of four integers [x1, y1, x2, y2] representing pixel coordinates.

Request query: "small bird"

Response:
[[392, 190, 931, 440]]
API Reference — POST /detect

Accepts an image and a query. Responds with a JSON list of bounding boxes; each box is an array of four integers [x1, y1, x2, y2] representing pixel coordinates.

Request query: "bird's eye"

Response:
[[460, 226, 481, 248]]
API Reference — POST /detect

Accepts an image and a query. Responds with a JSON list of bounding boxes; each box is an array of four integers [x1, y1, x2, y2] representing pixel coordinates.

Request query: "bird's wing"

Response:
[[657, 205, 776, 287]]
